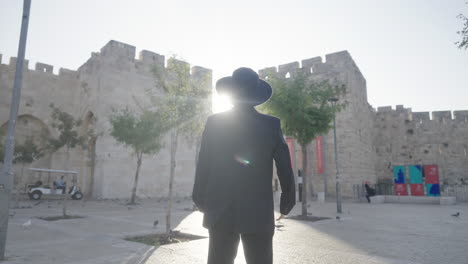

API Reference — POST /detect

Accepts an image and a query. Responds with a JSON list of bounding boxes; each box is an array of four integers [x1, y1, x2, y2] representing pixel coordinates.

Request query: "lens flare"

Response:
[[213, 92, 233, 113], [234, 154, 251, 166]]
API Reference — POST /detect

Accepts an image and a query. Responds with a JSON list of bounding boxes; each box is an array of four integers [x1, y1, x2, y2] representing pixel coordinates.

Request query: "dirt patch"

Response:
[[126, 231, 205, 247], [37, 215, 85, 221], [287, 215, 331, 222]]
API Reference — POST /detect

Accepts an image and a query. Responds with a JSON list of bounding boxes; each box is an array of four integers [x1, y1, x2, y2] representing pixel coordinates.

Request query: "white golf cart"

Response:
[[27, 168, 83, 200]]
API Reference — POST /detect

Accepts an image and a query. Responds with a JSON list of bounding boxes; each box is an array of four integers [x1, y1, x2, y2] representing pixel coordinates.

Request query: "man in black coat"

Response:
[[192, 67, 296, 264]]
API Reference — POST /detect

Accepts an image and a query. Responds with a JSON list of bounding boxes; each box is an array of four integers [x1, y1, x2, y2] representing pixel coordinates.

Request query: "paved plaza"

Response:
[[2, 197, 468, 264]]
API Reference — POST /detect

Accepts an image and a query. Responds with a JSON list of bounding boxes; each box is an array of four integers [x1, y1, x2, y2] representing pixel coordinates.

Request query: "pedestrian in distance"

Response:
[[365, 181, 376, 203], [192, 67, 296, 264]]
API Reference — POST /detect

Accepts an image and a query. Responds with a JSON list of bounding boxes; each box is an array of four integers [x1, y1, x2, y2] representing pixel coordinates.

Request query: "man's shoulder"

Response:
[[207, 111, 280, 127], [256, 113, 280, 128], [256, 113, 280, 122]]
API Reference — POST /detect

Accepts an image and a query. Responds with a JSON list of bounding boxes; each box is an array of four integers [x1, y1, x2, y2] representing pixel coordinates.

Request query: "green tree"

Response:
[[45, 104, 91, 216], [259, 70, 346, 216], [47, 104, 88, 169], [109, 108, 167, 205], [456, 4, 468, 50], [152, 57, 211, 234]]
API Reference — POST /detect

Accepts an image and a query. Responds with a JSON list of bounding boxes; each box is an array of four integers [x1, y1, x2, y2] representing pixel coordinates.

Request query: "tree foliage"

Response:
[[0, 138, 43, 164], [259, 71, 346, 146], [13, 138, 44, 165], [46, 104, 88, 152], [151, 57, 212, 141], [456, 4, 468, 50], [109, 108, 167, 156]]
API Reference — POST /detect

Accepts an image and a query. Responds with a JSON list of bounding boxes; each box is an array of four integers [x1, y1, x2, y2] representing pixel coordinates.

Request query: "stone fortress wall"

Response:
[[374, 106, 468, 187], [1, 40, 466, 200], [0, 40, 212, 199], [261, 52, 468, 198]]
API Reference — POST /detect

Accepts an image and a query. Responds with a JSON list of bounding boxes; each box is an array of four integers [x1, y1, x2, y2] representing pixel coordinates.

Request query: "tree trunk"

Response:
[[301, 144, 308, 216], [15, 164, 25, 208], [130, 152, 143, 205], [63, 146, 70, 217], [86, 136, 97, 199], [166, 130, 178, 234], [194, 135, 202, 166]]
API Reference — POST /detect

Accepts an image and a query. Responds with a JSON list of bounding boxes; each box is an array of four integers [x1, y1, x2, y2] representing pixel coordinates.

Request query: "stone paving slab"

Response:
[[146, 202, 468, 264], [2, 198, 468, 264]]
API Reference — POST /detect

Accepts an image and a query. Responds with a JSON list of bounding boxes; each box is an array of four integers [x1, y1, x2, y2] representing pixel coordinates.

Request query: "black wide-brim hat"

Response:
[[216, 67, 272, 106]]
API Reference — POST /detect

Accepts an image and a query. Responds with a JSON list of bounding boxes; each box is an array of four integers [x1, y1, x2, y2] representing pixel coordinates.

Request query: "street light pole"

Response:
[[328, 98, 342, 214], [0, 0, 32, 259]]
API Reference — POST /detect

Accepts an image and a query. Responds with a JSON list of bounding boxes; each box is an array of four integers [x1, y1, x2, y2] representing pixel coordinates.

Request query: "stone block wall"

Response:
[[0, 40, 212, 199], [373, 106, 468, 186]]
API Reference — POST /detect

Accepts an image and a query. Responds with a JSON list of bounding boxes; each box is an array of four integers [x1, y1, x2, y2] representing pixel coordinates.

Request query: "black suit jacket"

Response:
[[192, 106, 296, 234]]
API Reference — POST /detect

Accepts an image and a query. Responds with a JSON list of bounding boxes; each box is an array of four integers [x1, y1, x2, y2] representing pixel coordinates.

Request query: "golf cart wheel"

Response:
[[72, 191, 83, 200], [30, 191, 42, 200]]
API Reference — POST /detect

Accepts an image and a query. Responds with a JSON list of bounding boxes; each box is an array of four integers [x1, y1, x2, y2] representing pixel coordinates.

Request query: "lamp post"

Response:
[[0, 0, 32, 259], [328, 97, 342, 214]]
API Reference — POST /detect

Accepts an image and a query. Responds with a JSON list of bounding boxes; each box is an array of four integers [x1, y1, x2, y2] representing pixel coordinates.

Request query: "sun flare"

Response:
[[212, 92, 233, 114]]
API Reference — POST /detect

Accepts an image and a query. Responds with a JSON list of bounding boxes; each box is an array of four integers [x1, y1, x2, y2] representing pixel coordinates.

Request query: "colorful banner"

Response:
[[409, 165, 423, 184], [393, 166, 406, 184], [424, 165, 439, 184], [315, 136, 324, 174], [426, 184, 440, 196], [286, 137, 295, 170], [410, 184, 424, 196], [394, 183, 408, 196]]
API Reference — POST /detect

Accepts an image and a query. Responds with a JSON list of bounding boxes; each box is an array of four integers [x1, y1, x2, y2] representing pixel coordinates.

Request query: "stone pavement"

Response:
[[3, 198, 468, 264]]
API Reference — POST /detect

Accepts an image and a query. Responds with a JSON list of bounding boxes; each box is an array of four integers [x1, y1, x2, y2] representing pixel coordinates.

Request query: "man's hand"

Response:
[[276, 214, 285, 221]]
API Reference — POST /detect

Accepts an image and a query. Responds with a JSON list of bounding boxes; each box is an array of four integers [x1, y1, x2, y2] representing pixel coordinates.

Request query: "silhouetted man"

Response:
[[193, 67, 296, 264]]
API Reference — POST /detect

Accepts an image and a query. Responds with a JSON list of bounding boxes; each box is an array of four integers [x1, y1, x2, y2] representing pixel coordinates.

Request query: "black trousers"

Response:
[[207, 205, 273, 264], [208, 228, 273, 264]]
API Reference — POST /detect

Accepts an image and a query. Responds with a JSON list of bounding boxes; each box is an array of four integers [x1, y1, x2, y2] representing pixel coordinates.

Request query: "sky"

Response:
[[1, 0, 467, 112]]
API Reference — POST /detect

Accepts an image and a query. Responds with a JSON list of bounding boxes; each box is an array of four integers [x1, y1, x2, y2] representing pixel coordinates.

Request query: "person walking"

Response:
[[192, 67, 296, 264], [365, 181, 376, 203]]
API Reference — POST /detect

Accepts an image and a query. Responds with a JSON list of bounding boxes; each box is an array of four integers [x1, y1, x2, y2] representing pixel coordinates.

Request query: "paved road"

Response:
[[3, 198, 468, 264]]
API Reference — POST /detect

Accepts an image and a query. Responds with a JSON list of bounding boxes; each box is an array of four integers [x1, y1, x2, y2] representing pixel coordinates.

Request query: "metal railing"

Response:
[[441, 185, 468, 202], [353, 183, 468, 202]]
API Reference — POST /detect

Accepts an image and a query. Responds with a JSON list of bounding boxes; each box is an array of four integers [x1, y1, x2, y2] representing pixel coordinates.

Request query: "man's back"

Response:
[[193, 106, 295, 234]]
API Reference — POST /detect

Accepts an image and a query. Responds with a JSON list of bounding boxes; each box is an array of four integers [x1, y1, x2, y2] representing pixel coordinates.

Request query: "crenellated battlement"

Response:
[[0, 55, 78, 79], [259, 50, 360, 79], [35, 62, 53, 73], [81, 40, 211, 79], [100, 40, 136, 60], [376, 105, 468, 124], [138, 50, 165, 68], [1, 40, 211, 82]]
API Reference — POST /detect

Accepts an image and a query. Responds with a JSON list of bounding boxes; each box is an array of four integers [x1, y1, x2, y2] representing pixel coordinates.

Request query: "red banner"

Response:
[[394, 184, 408, 196], [286, 137, 295, 169], [424, 165, 439, 184], [315, 136, 324, 174], [410, 184, 424, 196]]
